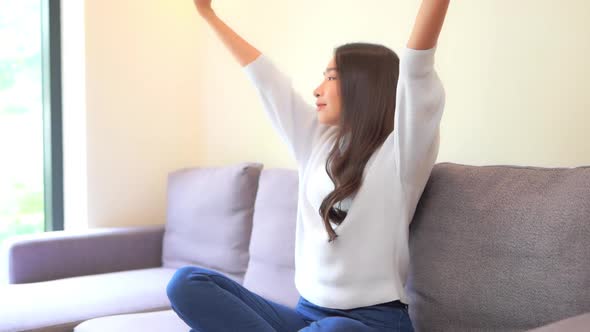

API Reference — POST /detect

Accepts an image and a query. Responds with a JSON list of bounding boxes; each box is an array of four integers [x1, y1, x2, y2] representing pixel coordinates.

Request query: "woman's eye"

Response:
[[327, 77, 337, 81]]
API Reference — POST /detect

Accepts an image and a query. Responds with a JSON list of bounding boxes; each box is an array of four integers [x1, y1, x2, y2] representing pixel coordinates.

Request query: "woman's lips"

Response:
[[316, 104, 326, 111]]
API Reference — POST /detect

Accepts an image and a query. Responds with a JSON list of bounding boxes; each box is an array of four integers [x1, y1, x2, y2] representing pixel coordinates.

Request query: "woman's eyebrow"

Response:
[[323, 68, 338, 75]]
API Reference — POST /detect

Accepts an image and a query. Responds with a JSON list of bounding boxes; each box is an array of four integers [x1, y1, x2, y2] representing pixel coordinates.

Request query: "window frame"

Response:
[[41, 0, 64, 232]]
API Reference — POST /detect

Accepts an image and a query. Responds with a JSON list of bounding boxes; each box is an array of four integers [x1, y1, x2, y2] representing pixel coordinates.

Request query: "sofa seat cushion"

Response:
[[0, 267, 177, 332], [74, 310, 188, 332]]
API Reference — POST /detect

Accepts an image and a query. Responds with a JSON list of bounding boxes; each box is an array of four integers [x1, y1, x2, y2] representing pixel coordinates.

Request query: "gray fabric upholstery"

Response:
[[0, 267, 176, 332], [527, 312, 590, 331], [162, 162, 263, 284], [74, 310, 188, 332], [243, 168, 301, 308], [406, 162, 590, 332], [3, 162, 589, 332], [1, 226, 164, 284]]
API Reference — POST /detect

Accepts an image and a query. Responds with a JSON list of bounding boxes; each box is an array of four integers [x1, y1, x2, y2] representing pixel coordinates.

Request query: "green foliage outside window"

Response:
[[0, 0, 46, 247]]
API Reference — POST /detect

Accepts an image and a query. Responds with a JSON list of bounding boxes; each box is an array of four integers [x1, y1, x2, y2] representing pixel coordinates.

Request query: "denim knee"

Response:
[[166, 266, 216, 305]]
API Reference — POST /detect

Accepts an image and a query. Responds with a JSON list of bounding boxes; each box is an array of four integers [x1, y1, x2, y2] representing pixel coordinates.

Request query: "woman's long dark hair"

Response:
[[319, 43, 400, 243]]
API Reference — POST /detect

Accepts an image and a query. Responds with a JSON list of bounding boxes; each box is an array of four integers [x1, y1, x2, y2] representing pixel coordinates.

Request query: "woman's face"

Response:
[[313, 57, 342, 126]]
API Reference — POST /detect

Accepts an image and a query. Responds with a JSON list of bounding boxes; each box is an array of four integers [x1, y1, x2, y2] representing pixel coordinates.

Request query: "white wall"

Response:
[[61, 0, 88, 230], [65, 0, 590, 228]]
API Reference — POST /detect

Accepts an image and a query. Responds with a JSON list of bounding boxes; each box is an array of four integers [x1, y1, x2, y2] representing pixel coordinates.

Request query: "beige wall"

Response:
[[70, 0, 590, 228]]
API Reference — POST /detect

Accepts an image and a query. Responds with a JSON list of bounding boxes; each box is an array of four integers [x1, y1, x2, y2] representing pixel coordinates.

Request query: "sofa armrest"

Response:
[[0, 225, 165, 284], [526, 312, 590, 332]]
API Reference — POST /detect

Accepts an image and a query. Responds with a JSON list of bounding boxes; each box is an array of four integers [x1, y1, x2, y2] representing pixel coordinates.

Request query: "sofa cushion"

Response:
[[74, 310, 188, 332], [162, 162, 263, 284], [406, 162, 590, 331], [243, 168, 301, 308], [0, 267, 176, 332], [526, 312, 590, 332]]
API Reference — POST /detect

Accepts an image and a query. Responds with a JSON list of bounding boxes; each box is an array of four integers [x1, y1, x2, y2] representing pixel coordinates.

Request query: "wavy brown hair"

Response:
[[319, 43, 400, 243]]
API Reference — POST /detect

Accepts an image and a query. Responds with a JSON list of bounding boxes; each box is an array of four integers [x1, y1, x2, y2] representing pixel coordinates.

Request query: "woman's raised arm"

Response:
[[193, 0, 261, 67], [407, 0, 450, 50], [193, 1, 328, 167]]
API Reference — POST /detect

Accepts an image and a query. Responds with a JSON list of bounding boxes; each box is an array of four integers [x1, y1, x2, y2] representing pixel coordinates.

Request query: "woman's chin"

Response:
[[318, 117, 337, 127]]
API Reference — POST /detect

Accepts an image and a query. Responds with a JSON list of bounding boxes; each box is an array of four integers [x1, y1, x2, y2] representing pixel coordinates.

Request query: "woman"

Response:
[[167, 1, 450, 331]]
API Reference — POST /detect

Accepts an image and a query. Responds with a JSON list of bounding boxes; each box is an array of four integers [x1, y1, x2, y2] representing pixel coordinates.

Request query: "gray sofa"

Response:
[[0, 161, 588, 332]]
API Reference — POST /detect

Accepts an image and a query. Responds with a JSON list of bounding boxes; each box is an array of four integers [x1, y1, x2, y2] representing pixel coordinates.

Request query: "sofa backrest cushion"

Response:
[[243, 168, 301, 308], [406, 162, 590, 331], [162, 162, 263, 284]]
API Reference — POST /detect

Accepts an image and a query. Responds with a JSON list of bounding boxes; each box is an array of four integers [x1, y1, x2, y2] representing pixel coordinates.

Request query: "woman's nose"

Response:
[[313, 88, 321, 98]]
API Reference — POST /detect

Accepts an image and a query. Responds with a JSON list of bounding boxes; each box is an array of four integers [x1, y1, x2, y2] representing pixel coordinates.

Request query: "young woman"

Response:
[[167, 1, 450, 331]]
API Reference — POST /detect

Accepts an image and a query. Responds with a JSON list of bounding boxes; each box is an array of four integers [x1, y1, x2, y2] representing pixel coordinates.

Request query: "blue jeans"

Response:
[[167, 266, 414, 332]]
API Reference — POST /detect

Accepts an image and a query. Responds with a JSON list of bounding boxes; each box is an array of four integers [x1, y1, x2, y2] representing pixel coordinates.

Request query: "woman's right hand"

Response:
[[193, 0, 213, 16]]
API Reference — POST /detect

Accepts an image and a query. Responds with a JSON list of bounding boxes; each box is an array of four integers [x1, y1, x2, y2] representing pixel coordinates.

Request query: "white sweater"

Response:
[[243, 46, 445, 310]]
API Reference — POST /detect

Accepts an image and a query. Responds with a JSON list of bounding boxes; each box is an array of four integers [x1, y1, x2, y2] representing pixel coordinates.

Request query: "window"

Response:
[[0, 0, 63, 246]]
